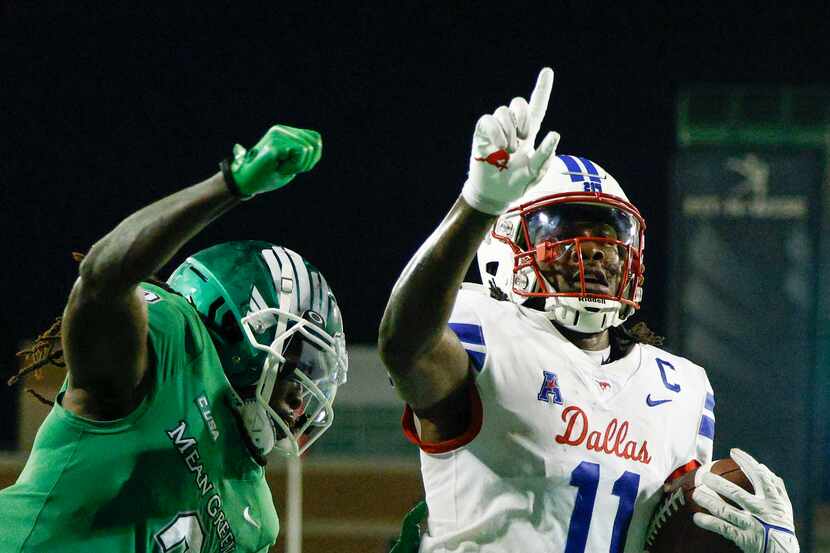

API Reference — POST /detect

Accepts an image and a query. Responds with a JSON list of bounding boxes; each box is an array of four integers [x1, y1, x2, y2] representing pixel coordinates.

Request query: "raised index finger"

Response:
[[528, 67, 554, 133]]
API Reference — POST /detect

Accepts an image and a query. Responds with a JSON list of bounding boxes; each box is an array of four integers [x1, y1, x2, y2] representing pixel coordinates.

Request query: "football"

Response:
[[644, 459, 754, 553]]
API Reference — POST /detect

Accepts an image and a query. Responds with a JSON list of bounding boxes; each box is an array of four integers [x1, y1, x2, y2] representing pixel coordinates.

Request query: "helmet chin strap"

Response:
[[240, 398, 277, 456], [535, 273, 626, 333], [545, 295, 620, 333]]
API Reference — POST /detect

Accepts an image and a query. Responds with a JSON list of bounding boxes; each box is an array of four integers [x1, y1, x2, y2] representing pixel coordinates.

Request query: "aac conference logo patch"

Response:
[[537, 371, 564, 405]]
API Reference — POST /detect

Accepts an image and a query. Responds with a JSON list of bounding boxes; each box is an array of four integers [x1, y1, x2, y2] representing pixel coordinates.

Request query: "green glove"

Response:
[[389, 501, 428, 553], [226, 124, 322, 198]]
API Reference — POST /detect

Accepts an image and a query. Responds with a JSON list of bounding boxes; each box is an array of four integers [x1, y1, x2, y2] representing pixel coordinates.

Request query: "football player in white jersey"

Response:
[[378, 68, 799, 553]]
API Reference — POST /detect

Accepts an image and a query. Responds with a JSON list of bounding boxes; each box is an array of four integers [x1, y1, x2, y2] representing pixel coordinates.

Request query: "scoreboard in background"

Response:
[[670, 87, 830, 552]]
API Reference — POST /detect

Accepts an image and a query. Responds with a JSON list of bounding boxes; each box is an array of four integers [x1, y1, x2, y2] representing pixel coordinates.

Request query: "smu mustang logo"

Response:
[[555, 405, 652, 465], [537, 371, 564, 405], [475, 149, 510, 171]]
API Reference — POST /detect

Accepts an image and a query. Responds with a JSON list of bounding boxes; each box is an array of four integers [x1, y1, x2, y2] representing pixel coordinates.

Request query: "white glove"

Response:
[[461, 67, 561, 215], [692, 448, 799, 553]]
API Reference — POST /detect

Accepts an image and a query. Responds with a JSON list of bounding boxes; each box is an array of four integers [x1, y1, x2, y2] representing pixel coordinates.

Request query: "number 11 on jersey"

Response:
[[564, 461, 640, 553]]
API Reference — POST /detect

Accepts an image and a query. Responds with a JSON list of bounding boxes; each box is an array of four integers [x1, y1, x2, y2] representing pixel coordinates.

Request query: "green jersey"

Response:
[[0, 284, 279, 553]]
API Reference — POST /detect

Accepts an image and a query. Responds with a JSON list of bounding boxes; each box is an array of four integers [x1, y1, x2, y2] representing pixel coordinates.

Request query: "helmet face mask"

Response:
[[167, 241, 348, 458], [241, 306, 347, 457], [478, 156, 646, 334]]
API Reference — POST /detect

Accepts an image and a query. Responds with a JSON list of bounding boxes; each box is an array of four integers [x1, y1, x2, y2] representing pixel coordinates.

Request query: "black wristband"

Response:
[[220, 158, 246, 198]]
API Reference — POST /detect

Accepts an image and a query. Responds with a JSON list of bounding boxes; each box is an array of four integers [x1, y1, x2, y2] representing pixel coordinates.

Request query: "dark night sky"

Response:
[[1, 7, 828, 418]]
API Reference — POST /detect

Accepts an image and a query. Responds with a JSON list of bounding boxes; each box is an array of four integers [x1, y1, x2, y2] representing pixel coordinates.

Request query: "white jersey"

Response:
[[403, 286, 715, 553]]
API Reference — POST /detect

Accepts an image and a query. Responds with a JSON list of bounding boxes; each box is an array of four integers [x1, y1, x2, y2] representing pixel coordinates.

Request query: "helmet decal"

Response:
[[559, 155, 604, 192], [247, 285, 277, 333]]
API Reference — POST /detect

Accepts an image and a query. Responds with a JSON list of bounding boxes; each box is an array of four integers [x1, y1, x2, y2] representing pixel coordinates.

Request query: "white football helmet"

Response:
[[477, 155, 646, 333]]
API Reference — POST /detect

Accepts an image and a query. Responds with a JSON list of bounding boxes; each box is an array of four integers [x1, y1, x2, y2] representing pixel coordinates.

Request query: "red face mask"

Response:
[[494, 192, 646, 309]]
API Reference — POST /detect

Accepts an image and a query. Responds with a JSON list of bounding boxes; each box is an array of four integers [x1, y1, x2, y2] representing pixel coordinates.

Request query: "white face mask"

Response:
[[238, 307, 348, 457]]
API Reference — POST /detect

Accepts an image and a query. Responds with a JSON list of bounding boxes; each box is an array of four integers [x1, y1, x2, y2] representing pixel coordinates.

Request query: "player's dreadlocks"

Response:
[[609, 320, 664, 359], [9, 252, 179, 406], [10, 317, 65, 406]]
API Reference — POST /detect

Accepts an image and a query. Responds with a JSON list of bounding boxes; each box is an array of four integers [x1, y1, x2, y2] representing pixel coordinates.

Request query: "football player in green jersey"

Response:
[[0, 125, 348, 553]]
